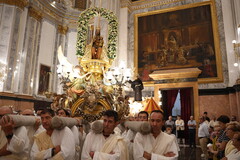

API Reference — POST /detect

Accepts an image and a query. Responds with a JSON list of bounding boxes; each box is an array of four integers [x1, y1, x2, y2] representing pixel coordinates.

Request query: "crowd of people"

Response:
[[164, 112, 240, 160], [0, 106, 179, 160], [0, 106, 239, 160]]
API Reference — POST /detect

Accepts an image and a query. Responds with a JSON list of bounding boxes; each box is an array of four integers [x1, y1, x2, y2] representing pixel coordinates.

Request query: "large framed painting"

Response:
[[38, 64, 51, 95], [134, 0, 222, 84]]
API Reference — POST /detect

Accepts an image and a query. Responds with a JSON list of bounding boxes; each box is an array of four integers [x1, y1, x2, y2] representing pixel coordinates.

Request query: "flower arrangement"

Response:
[[76, 7, 118, 60]]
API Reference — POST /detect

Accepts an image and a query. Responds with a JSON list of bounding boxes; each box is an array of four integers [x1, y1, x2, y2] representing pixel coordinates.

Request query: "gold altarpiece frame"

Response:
[[134, 0, 223, 86]]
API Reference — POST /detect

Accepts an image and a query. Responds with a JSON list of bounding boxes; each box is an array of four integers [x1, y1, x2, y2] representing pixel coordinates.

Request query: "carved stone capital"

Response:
[[28, 7, 42, 22], [0, 0, 28, 10], [120, 0, 132, 11], [58, 25, 68, 35]]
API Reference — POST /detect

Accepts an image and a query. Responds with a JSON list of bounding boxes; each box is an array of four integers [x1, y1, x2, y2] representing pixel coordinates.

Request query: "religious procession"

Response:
[[1, 0, 240, 160], [0, 106, 181, 160]]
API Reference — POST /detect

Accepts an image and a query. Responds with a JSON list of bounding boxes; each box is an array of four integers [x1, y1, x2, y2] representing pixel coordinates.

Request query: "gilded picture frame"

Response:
[[134, 0, 222, 85]]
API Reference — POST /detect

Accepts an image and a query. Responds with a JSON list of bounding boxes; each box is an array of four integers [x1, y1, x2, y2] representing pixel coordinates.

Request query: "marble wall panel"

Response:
[[66, 31, 78, 66], [0, 6, 13, 62], [37, 20, 56, 95], [23, 18, 36, 94], [32, 21, 42, 96], [5, 7, 22, 92], [51, 31, 59, 93], [0, 6, 14, 91]]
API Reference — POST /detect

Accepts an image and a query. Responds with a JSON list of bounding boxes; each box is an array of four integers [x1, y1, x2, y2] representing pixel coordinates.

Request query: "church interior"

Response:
[[0, 0, 240, 159]]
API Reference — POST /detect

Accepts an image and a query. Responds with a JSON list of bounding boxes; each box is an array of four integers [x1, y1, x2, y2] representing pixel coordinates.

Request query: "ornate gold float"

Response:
[[55, 7, 129, 122]]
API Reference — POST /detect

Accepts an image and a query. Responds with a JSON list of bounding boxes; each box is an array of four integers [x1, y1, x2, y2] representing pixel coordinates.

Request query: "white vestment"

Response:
[[71, 125, 80, 160], [0, 126, 29, 160], [123, 129, 136, 160], [133, 132, 179, 160], [81, 131, 128, 160], [79, 130, 86, 158], [226, 148, 240, 160], [30, 126, 75, 160], [26, 125, 45, 159]]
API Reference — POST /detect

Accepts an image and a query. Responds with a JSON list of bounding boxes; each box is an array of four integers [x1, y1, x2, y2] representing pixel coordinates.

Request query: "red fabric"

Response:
[[180, 88, 192, 142], [166, 90, 179, 116]]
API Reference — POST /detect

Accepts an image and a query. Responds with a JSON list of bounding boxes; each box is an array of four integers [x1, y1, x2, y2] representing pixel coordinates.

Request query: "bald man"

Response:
[[0, 106, 29, 159]]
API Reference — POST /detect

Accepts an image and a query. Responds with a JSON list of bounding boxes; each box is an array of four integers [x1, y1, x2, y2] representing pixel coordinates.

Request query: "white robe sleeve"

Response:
[[93, 151, 120, 160], [151, 139, 178, 160], [133, 133, 145, 160], [30, 141, 52, 160], [59, 127, 75, 159], [81, 132, 95, 160], [125, 129, 135, 141], [81, 132, 122, 160], [7, 126, 29, 154], [31, 127, 75, 160]]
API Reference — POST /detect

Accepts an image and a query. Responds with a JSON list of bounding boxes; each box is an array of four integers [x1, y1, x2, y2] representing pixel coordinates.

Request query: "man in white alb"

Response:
[[0, 106, 29, 160], [31, 109, 75, 160], [133, 110, 178, 160], [124, 111, 149, 160], [81, 110, 128, 160], [57, 108, 81, 160]]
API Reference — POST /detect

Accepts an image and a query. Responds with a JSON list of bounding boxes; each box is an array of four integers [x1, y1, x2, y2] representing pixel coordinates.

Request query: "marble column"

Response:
[[119, 0, 131, 68], [0, 0, 28, 92], [19, 7, 42, 95], [52, 25, 68, 94], [222, 0, 240, 86]]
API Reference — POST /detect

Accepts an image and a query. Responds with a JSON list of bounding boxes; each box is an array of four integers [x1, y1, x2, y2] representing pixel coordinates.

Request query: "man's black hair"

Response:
[[150, 110, 165, 120], [138, 111, 149, 119], [40, 109, 55, 117], [217, 115, 230, 124], [57, 108, 70, 116], [103, 110, 118, 122]]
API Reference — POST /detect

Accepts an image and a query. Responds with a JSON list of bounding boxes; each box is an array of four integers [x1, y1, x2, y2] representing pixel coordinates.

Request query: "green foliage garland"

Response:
[[76, 7, 118, 59]]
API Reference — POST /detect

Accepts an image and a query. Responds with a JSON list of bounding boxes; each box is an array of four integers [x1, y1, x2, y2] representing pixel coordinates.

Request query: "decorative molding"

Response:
[[155, 78, 198, 84], [28, 7, 42, 22], [149, 68, 202, 81], [120, 0, 132, 8], [0, 92, 34, 100], [32, 0, 79, 29], [0, 0, 28, 10], [130, 0, 185, 11], [199, 87, 236, 95], [58, 25, 68, 35]]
